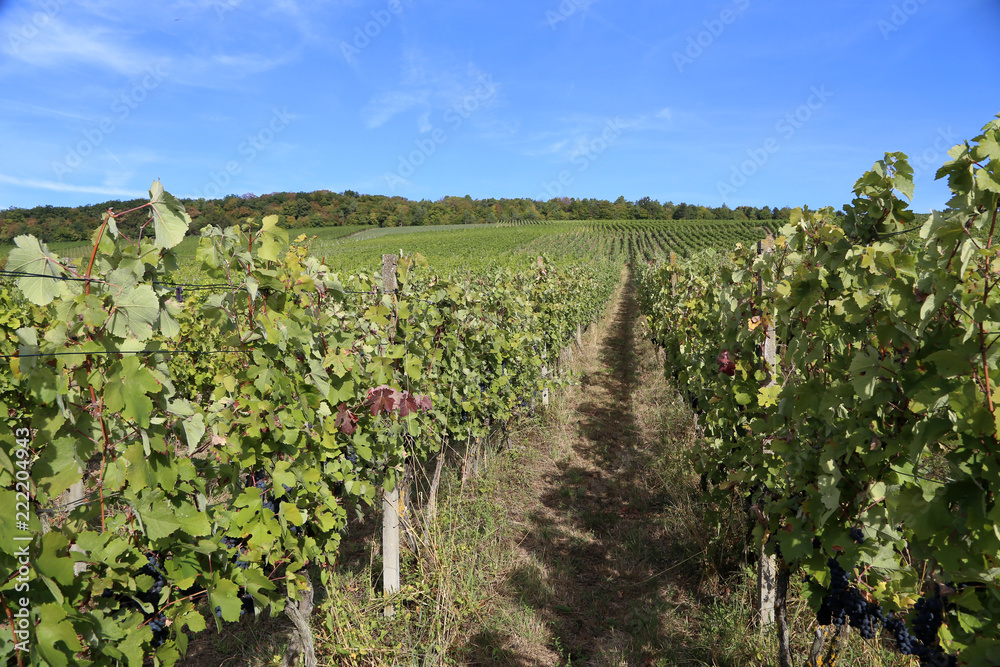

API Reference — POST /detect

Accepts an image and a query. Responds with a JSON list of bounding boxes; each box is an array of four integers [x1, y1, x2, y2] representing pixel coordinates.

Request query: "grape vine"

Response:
[[637, 115, 1000, 665], [0, 186, 617, 665]]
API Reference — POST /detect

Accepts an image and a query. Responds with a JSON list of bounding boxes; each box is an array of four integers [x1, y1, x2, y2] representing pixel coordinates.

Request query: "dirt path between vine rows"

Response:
[[463, 270, 710, 666]]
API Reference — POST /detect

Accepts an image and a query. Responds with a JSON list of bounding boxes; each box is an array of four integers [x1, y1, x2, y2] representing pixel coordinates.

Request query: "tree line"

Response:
[[0, 190, 796, 244]]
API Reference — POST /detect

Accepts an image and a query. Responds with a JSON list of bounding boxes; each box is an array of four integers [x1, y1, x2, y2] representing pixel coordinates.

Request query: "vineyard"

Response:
[[309, 219, 765, 275], [0, 198, 759, 666], [637, 116, 1000, 666], [3, 116, 998, 666]]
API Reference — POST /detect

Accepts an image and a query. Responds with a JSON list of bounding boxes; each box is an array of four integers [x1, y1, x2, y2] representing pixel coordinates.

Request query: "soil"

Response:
[[464, 271, 706, 666]]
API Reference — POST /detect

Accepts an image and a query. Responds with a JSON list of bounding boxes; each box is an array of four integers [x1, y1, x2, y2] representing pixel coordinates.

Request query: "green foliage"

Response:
[[0, 185, 618, 664], [637, 115, 1000, 664]]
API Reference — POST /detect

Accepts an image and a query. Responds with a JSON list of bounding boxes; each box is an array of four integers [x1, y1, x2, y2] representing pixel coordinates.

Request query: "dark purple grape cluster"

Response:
[[148, 612, 168, 646], [816, 559, 956, 666], [850, 527, 865, 544], [118, 552, 171, 648], [913, 596, 945, 646], [137, 553, 167, 607], [817, 558, 858, 628], [221, 535, 251, 569], [235, 546, 251, 569], [901, 595, 956, 666], [885, 614, 920, 655]]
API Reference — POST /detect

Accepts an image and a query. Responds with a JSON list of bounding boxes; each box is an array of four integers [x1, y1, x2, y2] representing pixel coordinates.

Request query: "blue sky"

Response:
[[1, 0, 998, 213]]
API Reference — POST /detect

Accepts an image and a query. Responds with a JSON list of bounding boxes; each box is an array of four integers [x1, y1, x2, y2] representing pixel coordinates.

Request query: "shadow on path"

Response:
[[486, 272, 711, 665]]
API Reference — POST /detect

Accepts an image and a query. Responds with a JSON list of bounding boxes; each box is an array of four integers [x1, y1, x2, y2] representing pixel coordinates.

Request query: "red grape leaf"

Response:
[[398, 392, 418, 417], [366, 385, 399, 416], [335, 403, 358, 435], [717, 350, 736, 376]]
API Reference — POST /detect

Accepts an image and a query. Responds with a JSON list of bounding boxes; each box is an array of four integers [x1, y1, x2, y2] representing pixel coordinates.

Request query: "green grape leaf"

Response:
[[149, 180, 190, 249], [181, 413, 206, 454], [403, 354, 422, 380], [329, 375, 355, 404], [139, 498, 184, 541], [110, 616, 150, 662], [123, 442, 154, 491], [107, 285, 159, 341], [848, 348, 881, 399], [257, 215, 288, 262], [104, 356, 161, 427], [174, 498, 212, 537], [272, 462, 296, 496], [36, 603, 84, 666], [159, 309, 180, 338], [196, 237, 221, 269], [757, 384, 781, 408], [31, 436, 82, 502], [209, 577, 244, 624], [281, 501, 305, 527], [6, 235, 66, 306], [927, 350, 972, 378], [975, 168, 1000, 194], [35, 532, 75, 586], [307, 359, 331, 397]]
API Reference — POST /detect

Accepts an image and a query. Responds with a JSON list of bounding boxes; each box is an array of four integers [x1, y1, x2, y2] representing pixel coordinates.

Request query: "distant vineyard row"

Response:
[[303, 219, 767, 275]]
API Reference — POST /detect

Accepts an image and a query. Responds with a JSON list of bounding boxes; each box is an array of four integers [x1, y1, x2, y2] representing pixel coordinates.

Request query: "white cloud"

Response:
[[1, 2, 304, 91], [513, 113, 638, 161], [0, 173, 147, 198], [522, 139, 570, 157], [362, 50, 502, 135], [0, 99, 90, 121], [362, 91, 430, 129], [3, 17, 160, 76], [211, 52, 295, 74]]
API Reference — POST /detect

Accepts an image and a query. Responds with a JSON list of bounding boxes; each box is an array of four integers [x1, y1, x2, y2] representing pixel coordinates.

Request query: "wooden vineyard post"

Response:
[[756, 237, 778, 630], [758, 546, 777, 628], [381, 254, 400, 618], [755, 236, 791, 667], [426, 438, 446, 523], [670, 251, 677, 298], [776, 562, 792, 667], [541, 345, 549, 408], [538, 257, 549, 408]]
